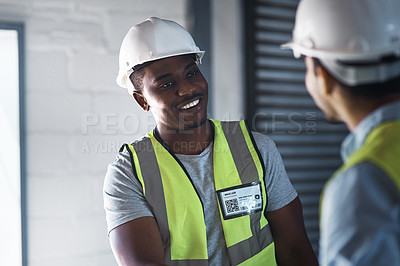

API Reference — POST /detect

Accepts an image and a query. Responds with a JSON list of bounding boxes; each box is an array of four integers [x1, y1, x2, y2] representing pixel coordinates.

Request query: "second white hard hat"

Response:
[[116, 17, 205, 94], [282, 0, 400, 86], [283, 0, 400, 61]]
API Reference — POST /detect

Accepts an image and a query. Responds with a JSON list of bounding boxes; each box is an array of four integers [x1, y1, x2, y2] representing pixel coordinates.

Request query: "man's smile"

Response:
[[179, 99, 200, 110]]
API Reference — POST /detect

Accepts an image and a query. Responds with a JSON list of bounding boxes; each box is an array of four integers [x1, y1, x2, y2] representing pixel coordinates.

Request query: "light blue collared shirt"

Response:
[[319, 101, 400, 266]]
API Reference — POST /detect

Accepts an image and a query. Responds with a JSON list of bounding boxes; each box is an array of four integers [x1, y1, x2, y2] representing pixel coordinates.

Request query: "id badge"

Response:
[[217, 181, 263, 220]]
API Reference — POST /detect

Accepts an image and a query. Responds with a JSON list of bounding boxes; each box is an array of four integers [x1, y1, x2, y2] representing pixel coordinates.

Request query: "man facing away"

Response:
[[284, 0, 400, 265], [104, 17, 317, 265]]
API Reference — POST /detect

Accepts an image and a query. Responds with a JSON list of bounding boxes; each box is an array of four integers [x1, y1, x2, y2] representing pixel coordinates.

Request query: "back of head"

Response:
[[116, 17, 204, 95], [283, 0, 400, 96]]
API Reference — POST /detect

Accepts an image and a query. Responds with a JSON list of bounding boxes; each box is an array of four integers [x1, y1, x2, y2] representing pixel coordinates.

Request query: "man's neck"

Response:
[[343, 94, 400, 131], [155, 120, 213, 155]]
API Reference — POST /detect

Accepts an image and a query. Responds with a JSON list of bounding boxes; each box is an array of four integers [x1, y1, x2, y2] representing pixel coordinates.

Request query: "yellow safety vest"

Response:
[[322, 120, 400, 207], [122, 120, 277, 265]]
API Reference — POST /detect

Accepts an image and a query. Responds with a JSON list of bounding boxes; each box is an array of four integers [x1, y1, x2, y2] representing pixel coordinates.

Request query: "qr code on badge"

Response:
[[225, 199, 240, 213]]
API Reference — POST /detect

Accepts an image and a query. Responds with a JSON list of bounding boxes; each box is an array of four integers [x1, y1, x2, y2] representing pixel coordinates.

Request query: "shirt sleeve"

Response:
[[252, 132, 298, 211], [319, 162, 400, 266], [103, 151, 154, 234]]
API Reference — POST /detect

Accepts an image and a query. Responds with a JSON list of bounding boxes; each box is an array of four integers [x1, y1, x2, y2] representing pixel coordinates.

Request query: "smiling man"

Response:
[[103, 17, 317, 266]]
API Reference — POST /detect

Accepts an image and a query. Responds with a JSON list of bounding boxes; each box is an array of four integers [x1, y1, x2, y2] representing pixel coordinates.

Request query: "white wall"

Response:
[[212, 0, 244, 120], [0, 0, 188, 265]]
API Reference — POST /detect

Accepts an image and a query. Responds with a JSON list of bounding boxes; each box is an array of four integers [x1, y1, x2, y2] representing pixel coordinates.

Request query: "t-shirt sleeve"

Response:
[[252, 132, 298, 211], [103, 151, 153, 234]]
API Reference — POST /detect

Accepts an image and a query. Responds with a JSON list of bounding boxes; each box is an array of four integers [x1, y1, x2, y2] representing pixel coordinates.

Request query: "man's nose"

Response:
[[177, 80, 196, 97]]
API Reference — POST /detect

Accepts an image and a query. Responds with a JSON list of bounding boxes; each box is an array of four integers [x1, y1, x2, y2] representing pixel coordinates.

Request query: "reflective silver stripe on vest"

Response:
[[133, 138, 174, 264], [227, 223, 274, 265], [221, 121, 274, 265], [171, 260, 208, 266]]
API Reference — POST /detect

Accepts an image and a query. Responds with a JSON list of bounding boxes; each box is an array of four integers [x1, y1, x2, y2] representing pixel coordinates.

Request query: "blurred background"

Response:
[[0, 0, 348, 265]]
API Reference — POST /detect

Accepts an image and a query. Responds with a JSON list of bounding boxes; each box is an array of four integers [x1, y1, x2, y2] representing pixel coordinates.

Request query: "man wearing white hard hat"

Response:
[[283, 0, 400, 265], [104, 17, 317, 265]]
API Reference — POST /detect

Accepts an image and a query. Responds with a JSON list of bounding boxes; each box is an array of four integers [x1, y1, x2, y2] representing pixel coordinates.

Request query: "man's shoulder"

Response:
[[118, 134, 151, 152], [251, 131, 271, 142], [331, 161, 397, 193], [250, 131, 276, 152], [130, 134, 151, 145], [109, 135, 151, 167], [325, 161, 400, 212]]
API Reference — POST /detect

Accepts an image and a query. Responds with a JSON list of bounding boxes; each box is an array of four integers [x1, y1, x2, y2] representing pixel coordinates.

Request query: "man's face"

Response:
[[304, 57, 340, 124], [138, 55, 208, 132]]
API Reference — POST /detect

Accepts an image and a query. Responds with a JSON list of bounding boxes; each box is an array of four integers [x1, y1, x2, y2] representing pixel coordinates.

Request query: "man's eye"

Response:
[[161, 81, 173, 88], [187, 70, 198, 78]]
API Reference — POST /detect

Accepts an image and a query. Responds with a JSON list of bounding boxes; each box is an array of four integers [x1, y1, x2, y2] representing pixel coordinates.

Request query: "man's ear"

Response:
[[133, 91, 150, 111]]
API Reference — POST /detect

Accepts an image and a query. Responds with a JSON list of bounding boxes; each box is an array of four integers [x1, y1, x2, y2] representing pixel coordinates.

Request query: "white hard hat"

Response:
[[116, 17, 205, 94], [282, 0, 400, 86]]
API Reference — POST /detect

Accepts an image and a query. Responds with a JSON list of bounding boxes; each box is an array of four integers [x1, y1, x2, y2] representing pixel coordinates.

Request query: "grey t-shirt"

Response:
[[103, 131, 297, 265]]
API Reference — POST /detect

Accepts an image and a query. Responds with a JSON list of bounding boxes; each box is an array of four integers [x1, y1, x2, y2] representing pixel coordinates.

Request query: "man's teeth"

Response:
[[181, 99, 200, 110]]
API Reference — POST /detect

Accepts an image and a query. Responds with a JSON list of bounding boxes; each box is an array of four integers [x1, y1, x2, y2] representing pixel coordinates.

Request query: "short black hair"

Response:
[[313, 57, 400, 99], [129, 68, 145, 92]]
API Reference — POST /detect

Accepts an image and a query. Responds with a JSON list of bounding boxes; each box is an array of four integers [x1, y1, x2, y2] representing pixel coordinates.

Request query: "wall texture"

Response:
[[0, 0, 187, 265], [212, 0, 244, 120]]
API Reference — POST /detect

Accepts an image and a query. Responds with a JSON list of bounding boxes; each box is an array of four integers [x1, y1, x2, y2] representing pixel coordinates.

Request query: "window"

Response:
[[0, 22, 26, 266], [244, 0, 348, 254]]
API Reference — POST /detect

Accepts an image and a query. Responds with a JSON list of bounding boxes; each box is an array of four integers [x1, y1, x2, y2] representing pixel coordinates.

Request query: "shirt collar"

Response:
[[341, 100, 400, 161]]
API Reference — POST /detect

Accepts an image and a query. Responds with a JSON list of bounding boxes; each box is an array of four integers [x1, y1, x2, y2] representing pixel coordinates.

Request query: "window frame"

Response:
[[0, 21, 26, 266]]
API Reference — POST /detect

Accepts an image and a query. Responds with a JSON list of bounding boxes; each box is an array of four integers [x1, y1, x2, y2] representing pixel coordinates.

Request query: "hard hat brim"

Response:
[[281, 41, 400, 62]]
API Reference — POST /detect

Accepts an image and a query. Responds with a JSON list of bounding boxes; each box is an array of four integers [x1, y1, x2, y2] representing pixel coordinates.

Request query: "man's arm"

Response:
[[109, 216, 166, 266], [266, 196, 318, 266]]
